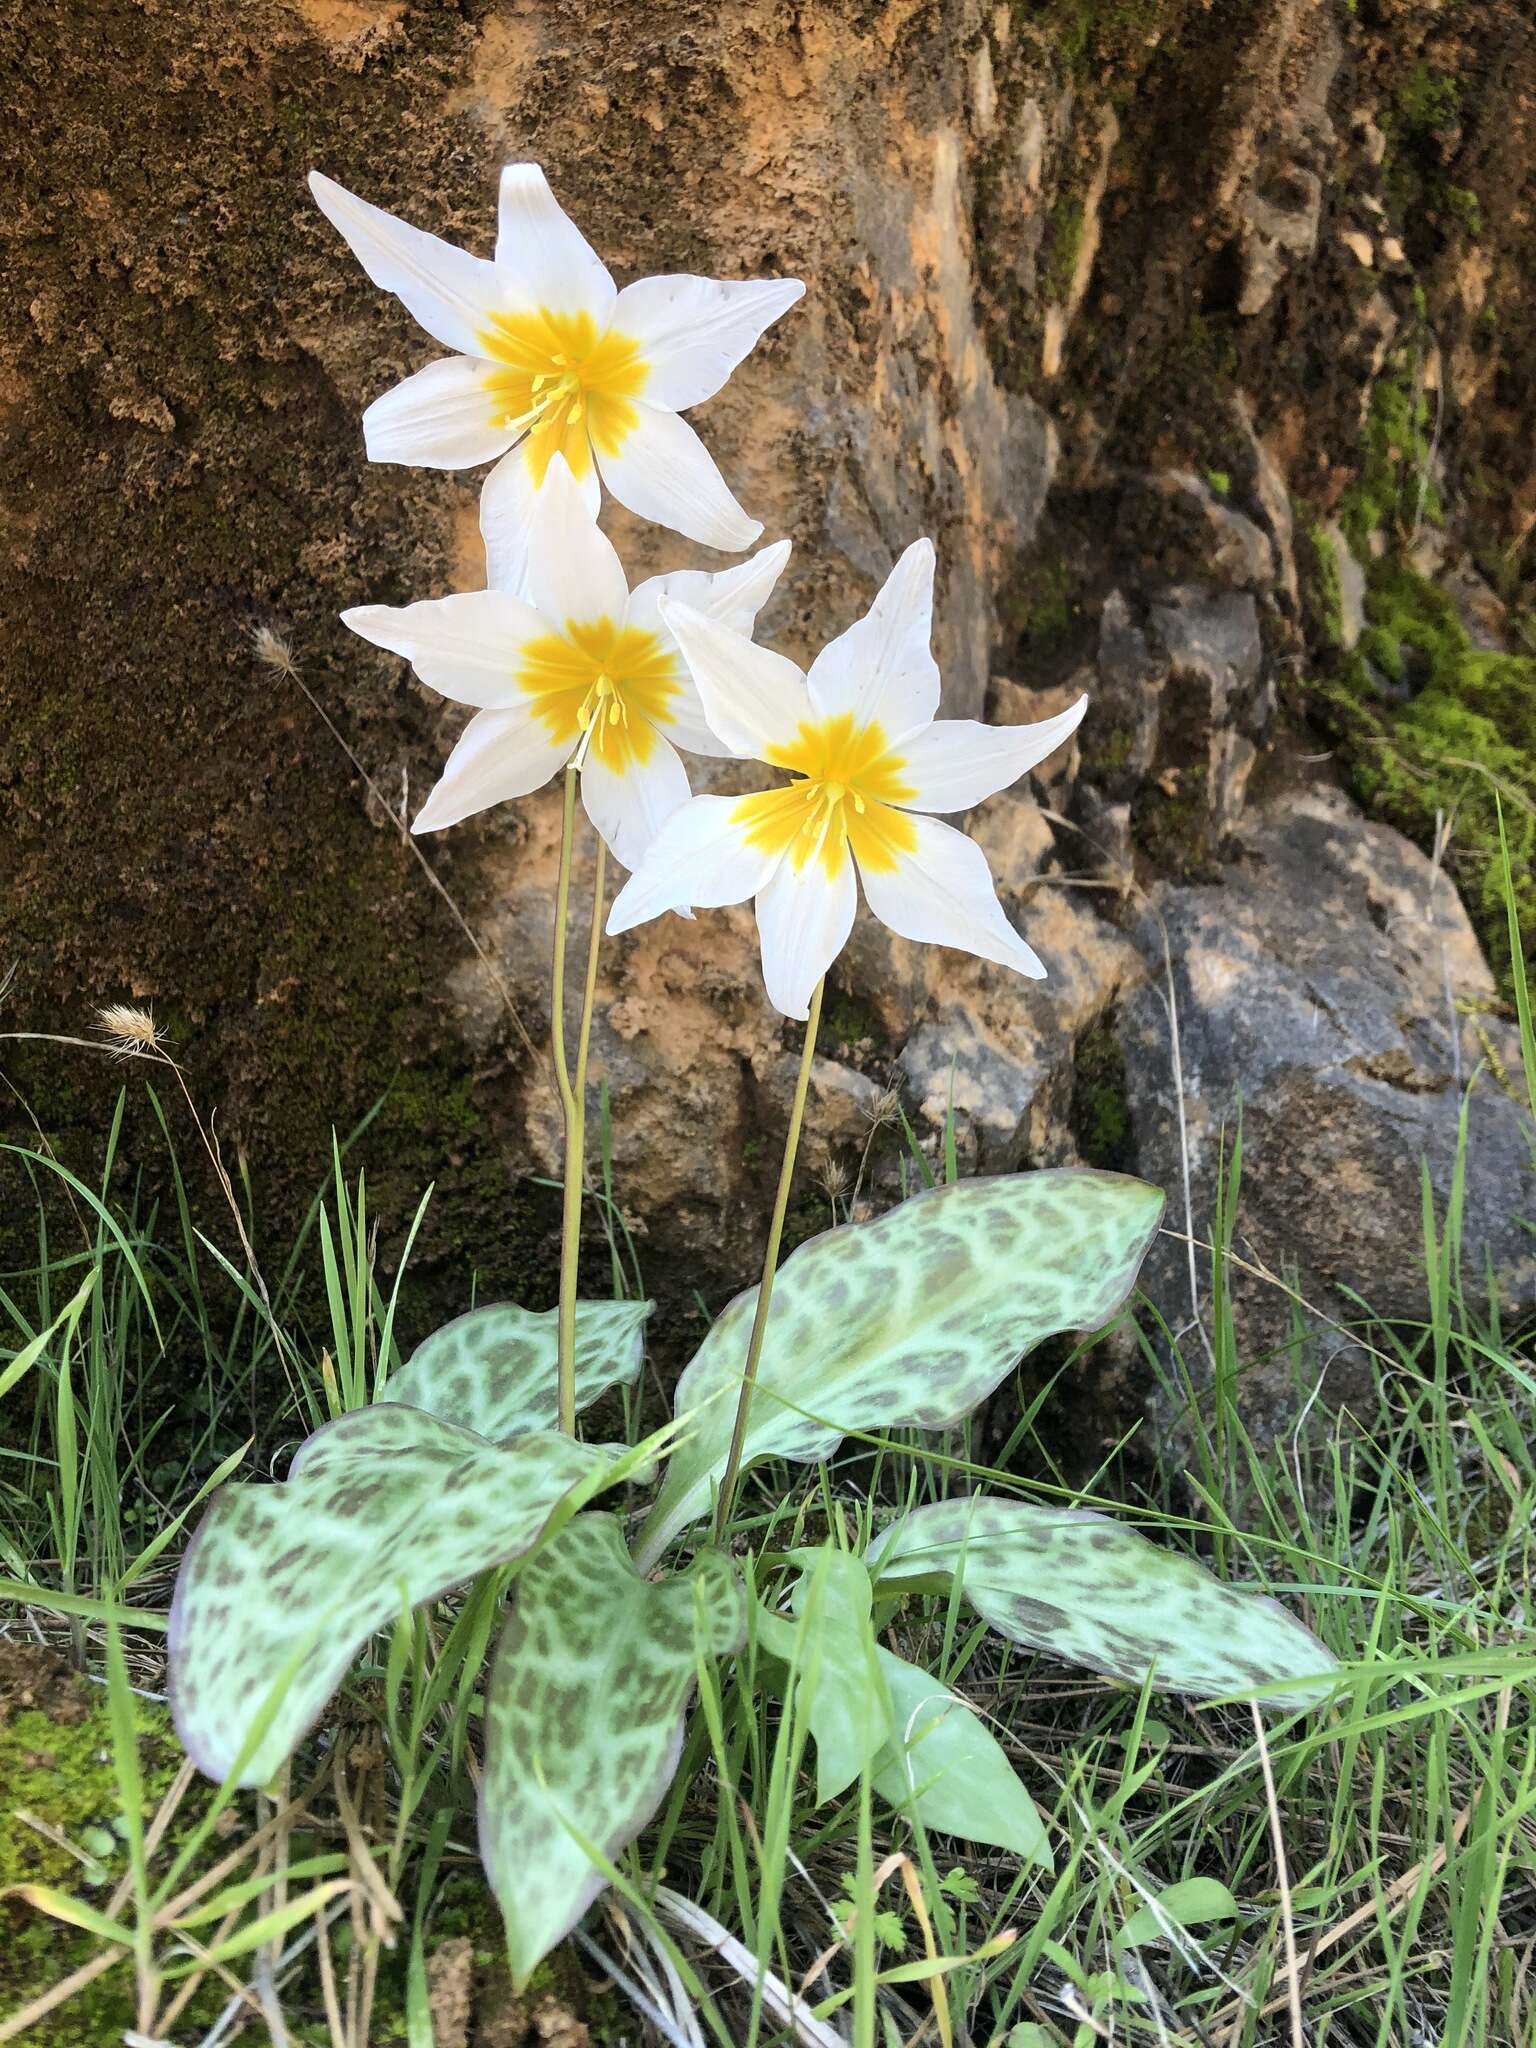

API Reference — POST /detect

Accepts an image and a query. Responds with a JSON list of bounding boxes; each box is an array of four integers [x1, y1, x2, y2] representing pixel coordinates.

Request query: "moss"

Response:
[[0, 1659, 222, 2042], [1204, 469, 1232, 499], [1301, 515, 1345, 650], [1340, 355, 1442, 555], [1444, 184, 1484, 239], [1019, 0, 1195, 78], [1317, 561, 1536, 996], [821, 983, 891, 1058], [1045, 194, 1085, 301], [1394, 63, 1461, 141], [1006, 552, 1081, 653], [1071, 1019, 1134, 1172], [780, 1189, 833, 1254], [1382, 64, 1491, 255]]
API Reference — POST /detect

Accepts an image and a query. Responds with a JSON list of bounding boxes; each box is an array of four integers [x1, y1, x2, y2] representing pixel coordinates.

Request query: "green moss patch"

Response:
[[1317, 565, 1536, 997], [1071, 1018, 1134, 1173], [1301, 515, 1345, 651], [0, 1645, 222, 2043], [1340, 357, 1443, 556]]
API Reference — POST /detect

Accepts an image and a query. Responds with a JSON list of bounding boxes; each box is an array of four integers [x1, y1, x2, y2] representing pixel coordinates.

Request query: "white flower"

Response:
[[309, 164, 803, 590], [606, 541, 1086, 1019], [342, 456, 790, 872]]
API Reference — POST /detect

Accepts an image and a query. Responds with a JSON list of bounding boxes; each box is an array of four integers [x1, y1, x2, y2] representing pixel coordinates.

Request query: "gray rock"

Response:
[[1090, 589, 1169, 802], [1118, 783, 1536, 1439], [1149, 587, 1273, 834], [1233, 394, 1300, 612]]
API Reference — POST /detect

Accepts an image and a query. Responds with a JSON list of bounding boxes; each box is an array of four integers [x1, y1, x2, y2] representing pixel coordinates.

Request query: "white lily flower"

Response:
[[309, 164, 803, 589], [606, 541, 1087, 1019], [342, 456, 790, 872]]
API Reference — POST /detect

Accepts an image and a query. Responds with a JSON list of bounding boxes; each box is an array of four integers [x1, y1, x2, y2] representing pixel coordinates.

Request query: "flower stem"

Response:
[[557, 836, 607, 1435], [550, 764, 606, 1435], [712, 974, 825, 1543], [550, 766, 579, 1125]]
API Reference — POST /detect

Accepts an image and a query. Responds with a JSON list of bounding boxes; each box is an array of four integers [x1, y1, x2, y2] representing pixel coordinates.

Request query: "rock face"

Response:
[[1118, 783, 1536, 1440], [3, 0, 1534, 1400]]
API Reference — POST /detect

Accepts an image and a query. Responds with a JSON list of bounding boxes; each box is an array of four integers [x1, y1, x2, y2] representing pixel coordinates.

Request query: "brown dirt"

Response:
[[0, 1642, 91, 1727]]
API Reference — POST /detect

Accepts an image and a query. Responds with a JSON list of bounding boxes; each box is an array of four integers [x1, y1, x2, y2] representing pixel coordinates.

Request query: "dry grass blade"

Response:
[[1249, 1700, 1305, 2048], [578, 1918, 704, 2048], [655, 1886, 847, 2048]]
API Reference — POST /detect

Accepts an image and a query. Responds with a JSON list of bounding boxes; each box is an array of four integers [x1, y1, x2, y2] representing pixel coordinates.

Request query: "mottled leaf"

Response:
[[387, 1298, 651, 1441], [873, 1646, 1052, 1870], [170, 1405, 629, 1787], [479, 1513, 745, 1989], [868, 1497, 1338, 1705], [636, 1171, 1164, 1567], [755, 1552, 892, 1805]]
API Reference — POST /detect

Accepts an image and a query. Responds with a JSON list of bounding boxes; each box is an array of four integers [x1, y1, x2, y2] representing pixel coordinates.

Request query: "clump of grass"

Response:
[[1, 897, 1533, 2042]]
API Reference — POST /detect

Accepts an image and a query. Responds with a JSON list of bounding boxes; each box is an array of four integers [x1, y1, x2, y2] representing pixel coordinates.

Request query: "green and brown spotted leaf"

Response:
[[385, 1298, 652, 1441], [170, 1406, 629, 1787], [867, 1497, 1339, 1706], [636, 1170, 1164, 1567], [479, 1513, 745, 1989]]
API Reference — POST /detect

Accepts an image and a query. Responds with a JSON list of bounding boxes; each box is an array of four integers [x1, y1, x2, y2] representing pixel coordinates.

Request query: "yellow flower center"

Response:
[[517, 618, 679, 774], [732, 713, 918, 877], [479, 309, 648, 486]]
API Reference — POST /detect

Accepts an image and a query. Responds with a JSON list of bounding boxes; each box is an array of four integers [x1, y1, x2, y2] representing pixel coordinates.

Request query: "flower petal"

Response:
[[855, 812, 1046, 980], [412, 705, 573, 833], [309, 171, 503, 359], [361, 356, 516, 470], [495, 164, 616, 324], [627, 541, 792, 757], [656, 598, 813, 760], [611, 274, 805, 411], [607, 795, 782, 933], [580, 731, 692, 873], [521, 454, 630, 628], [480, 440, 602, 596], [595, 403, 762, 553], [342, 589, 550, 709], [754, 845, 857, 1021], [806, 539, 940, 736], [628, 539, 792, 643], [892, 696, 1088, 812]]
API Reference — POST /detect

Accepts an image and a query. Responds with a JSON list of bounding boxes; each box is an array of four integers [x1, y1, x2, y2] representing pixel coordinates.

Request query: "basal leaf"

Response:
[[386, 1298, 651, 1441], [636, 1171, 1164, 1567], [170, 1405, 628, 1787], [868, 1497, 1338, 1706], [479, 1513, 745, 1990], [873, 1646, 1052, 1870], [1116, 1876, 1240, 1948], [756, 1551, 892, 1805]]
